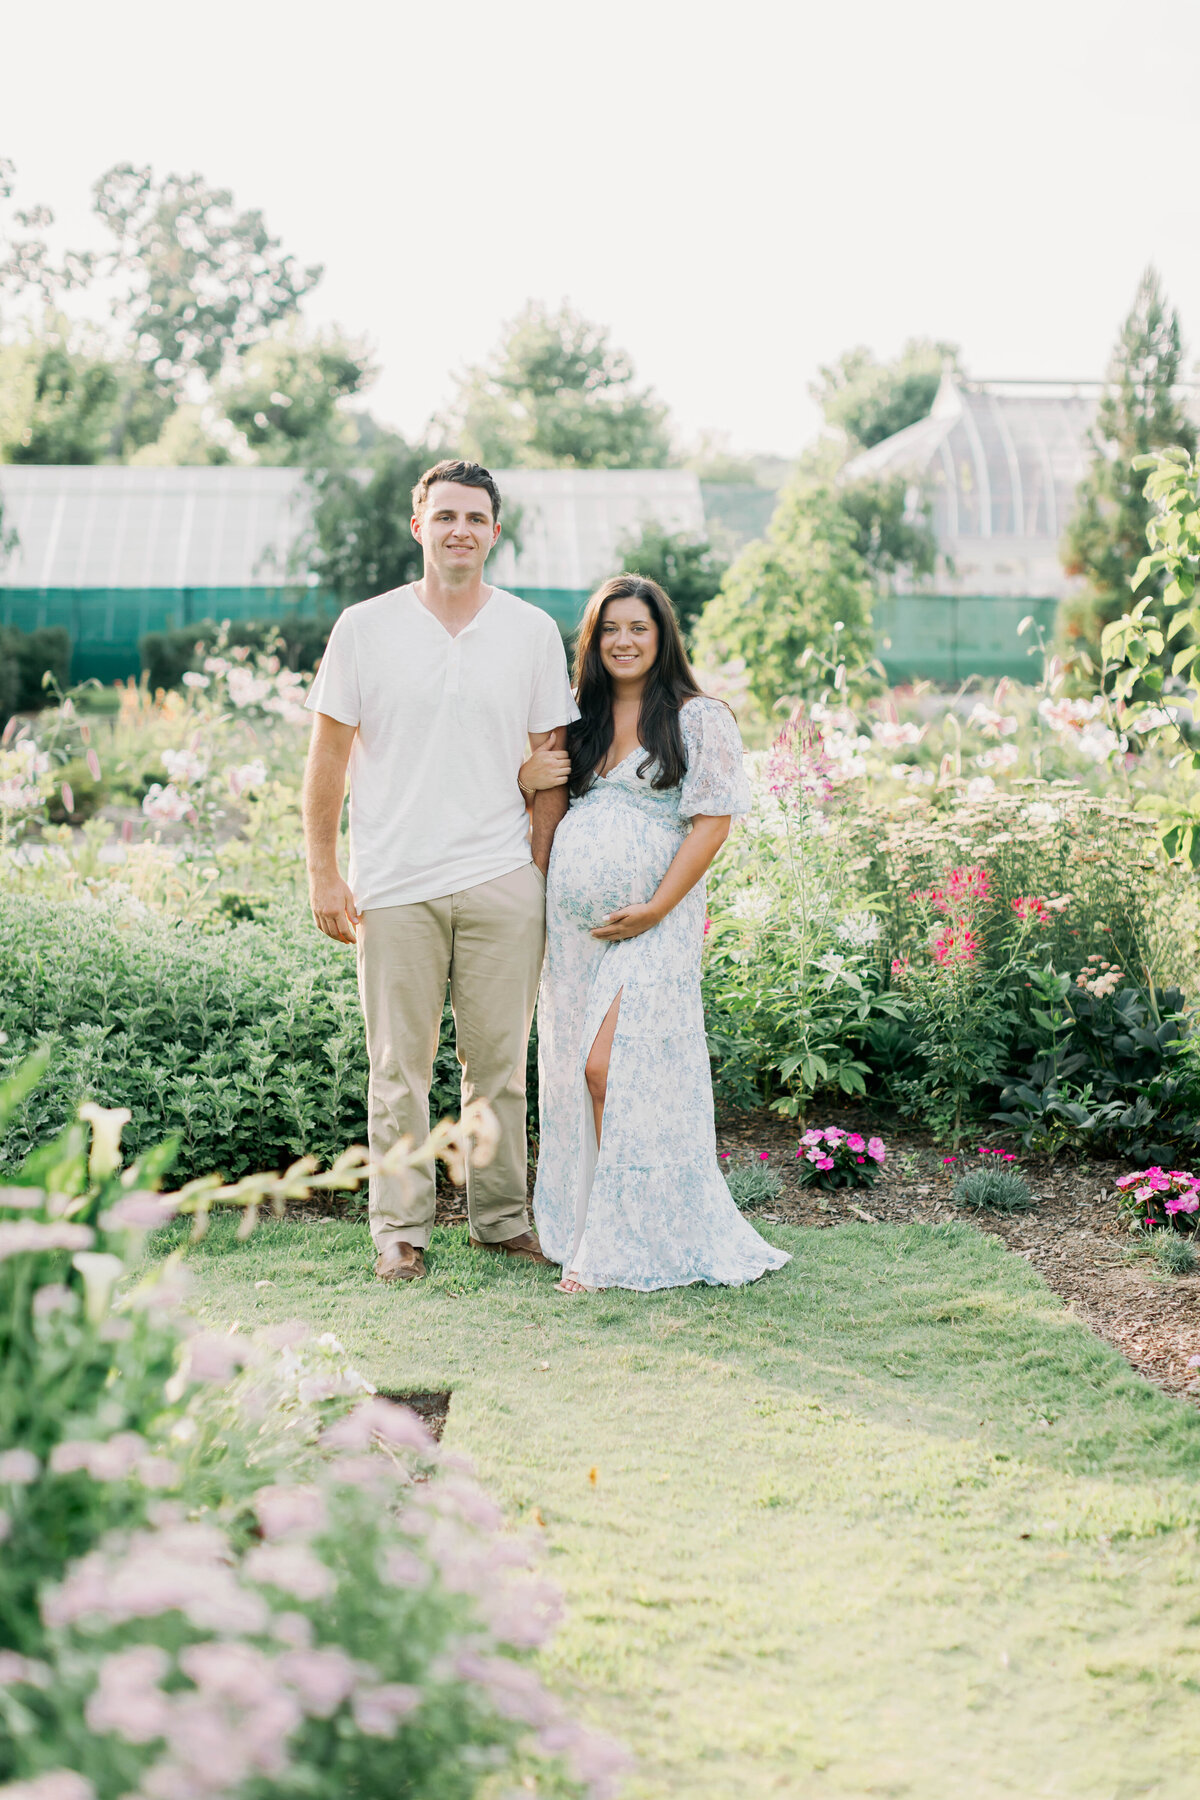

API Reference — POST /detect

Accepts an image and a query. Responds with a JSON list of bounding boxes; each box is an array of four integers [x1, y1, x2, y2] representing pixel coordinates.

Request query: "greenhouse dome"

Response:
[[843, 370, 1099, 601]]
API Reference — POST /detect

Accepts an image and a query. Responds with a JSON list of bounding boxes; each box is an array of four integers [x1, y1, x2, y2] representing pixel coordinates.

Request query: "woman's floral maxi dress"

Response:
[[533, 696, 791, 1292]]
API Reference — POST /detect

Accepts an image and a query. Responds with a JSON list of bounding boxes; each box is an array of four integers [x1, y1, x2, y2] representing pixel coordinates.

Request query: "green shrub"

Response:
[[44, 754, 108, 823], [0, 1063, 619, 1798], [140, 615, 334, 693], [951, 1165, 1034, 1213], [1152, 1231, 1198, 1276], [722, 1159, 782, 1208], [0, 898, 533, 1183], [0, 622, 71, 721]]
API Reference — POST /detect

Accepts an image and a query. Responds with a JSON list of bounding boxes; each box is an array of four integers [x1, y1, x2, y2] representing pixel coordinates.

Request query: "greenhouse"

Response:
[[845, 370, 1099, 681]]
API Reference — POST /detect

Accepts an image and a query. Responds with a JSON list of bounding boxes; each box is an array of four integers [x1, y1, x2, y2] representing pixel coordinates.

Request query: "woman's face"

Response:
[[598, 597, 659, 686]]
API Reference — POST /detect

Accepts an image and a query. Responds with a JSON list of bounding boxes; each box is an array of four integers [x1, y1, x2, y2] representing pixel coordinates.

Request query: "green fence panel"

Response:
[[873, 594, 1059, 684]]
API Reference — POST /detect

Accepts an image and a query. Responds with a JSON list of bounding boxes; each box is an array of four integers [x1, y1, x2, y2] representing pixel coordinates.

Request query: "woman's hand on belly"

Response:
[[590, 901, 662, 941]]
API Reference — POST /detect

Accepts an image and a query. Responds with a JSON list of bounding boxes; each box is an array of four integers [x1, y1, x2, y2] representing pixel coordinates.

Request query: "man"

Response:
[[303, 458, 575, 1282]]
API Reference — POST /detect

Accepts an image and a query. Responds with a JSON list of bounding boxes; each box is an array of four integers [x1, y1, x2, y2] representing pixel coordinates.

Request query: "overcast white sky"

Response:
[[4, 0, 1199, 457]]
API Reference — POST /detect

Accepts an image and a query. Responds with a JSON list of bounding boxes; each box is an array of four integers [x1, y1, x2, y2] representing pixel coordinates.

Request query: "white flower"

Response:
[[78, 1103, 131, 1178], [975, 743, 1019, 771], [181, 671, 210, 689], [142, 784, 192, 824], [228, 758, 268, 797], [816, 951, 846, 975], [871, 720, 922, 749], [728, 889, 775, 925], [162, 748, 208, 785], [1075, 721, 1125, 764], [1038, 695, 1102, 733], [1024, 801, 1061, 827], [836, 910, 882, 948], [890, 763, 935, 786], [1131, 705, 1178, 734], [968, 703, 1019, 737], [965, 776, 996, 801], [225, 668, 273, 708]]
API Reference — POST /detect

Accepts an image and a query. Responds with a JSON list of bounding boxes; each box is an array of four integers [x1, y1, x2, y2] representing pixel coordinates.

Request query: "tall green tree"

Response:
[[445, 302, 672, 469], [218, 327, 375, 465], [92, 163, 323, 400], [692, 481, 875, 711], [618, 524, 728, 636], [1061, 267, 1196, 663], [298, 438, 438, 606], [812, 338, 960, 451]]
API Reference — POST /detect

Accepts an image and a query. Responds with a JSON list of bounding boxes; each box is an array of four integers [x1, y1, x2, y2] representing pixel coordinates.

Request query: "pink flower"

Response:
[[85, 1645, 171, 1744], [719, 1152, 730, 1162], [855, 1156, 865, 1164], [0, 1221, 94, 1261], [805, 1147, 824, 1164], [1011, 895, 1049, 923], [703, 915, 712, 937], [99, 1192, 178, 1231], [758, 1152, 770, 1162], [815, 1155, 835, 1171], [942, 1156, 957, 1165], [0, 1651, 51, 1689], [1134, 1186, 1153, 1202], [0, 1449, 40, 1485], [867, 1137, 886, 1163], [0, 1773, 96, 1800], [277, 1647, 358, 1717], [891, 956, 910, 978], [800, 1129, 824, 1146], [253, 1484, 327, 1541], [182, 1331, 254, 1383], [1166, 1194, 1199, 1215], [846, 1134, 865, 1152], [932, 922, 979, 966], [352, 1683, 421, 1736], [382, 1546, 428, 1588], [823, 1128, 845, 1144], [322, 1397, 435, 1455], [243, 1541, 334, 1601]]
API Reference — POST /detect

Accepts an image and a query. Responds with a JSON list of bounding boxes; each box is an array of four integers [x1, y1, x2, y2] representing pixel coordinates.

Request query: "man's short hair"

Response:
[[411, 459, 502, 524]]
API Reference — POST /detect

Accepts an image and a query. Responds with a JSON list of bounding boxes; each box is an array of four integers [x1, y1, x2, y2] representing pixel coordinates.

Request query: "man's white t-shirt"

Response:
[[305, 584, 580, 911]]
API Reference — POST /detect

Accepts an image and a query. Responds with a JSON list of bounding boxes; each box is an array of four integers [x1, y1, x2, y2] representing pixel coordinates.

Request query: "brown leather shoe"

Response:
[[469, 1229, 555, 1267], [374, 1241, 425, 1282]]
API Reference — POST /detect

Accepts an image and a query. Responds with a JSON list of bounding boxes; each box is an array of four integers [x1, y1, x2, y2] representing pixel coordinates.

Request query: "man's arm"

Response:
[[302, 712, 360, 943], [529, 726, 570, 874]]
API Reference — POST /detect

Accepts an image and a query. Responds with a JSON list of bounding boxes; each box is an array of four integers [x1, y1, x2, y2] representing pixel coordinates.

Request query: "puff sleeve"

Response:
[[678, 698, 751, 820]]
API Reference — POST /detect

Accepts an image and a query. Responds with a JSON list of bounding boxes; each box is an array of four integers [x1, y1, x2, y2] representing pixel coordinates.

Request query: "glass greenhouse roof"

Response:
[[0, 464, 706, 595], [842, 373, 1099, 544]]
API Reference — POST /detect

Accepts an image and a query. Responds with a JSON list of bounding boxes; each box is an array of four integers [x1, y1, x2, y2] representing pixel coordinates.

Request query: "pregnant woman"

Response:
[[532, 574, 790, 1294]]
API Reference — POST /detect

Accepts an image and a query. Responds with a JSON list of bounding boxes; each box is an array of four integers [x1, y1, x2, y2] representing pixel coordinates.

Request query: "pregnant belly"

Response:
[[548, 804, 675, 928]]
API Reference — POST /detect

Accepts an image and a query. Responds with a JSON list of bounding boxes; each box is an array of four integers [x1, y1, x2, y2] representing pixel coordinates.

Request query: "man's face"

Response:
[[411, 481, 500, 581]]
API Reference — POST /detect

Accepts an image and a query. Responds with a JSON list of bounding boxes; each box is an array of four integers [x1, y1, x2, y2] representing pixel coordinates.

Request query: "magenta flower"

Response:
[[942, 1155, 957, 1165], [846, 1133, 865, 1152], [855, 1155, 865, 1164], [758, 1152, 770, 1162], [815, 1155, 835, 1171]]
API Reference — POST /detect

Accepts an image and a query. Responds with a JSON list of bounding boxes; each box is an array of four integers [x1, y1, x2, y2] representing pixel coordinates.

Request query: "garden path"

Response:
[[178, 1211, 1200, 1800]]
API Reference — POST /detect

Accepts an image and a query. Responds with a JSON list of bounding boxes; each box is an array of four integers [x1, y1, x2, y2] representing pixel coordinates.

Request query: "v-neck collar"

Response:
[[408, 582, 495, 642]]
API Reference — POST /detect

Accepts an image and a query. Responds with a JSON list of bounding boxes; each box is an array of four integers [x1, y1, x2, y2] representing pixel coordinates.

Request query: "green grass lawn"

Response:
[[168, 1214, 1200, 1799]]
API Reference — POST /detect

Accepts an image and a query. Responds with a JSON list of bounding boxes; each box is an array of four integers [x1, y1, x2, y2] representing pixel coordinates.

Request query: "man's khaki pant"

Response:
[[356, 862, 546, 1253]]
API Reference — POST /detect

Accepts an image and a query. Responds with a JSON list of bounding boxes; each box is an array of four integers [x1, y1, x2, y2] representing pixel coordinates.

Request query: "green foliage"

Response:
[[299, 439, 432, 606], [952, 1164, 1034, 1213], [45, 755, 107, 823], [617, 522, 728, 635], [0, 327, 132, 463], [811, 338, 960, 450], [92, 162, 322, 394], [722, 1159, 783, 1208], [1062, 268, 1195, 664], [218, 326, 375, 464], [0, 623, 70, 721], [693, 480, 875, 711], [445, 301, 672, 469], [139, 615, 333, 692], [1153, 1230, 1197, 1275], [838, 474, 937, 585]]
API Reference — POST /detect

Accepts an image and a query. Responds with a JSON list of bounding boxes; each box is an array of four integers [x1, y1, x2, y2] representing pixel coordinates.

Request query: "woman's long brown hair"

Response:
[[567, 575, 704, 797]]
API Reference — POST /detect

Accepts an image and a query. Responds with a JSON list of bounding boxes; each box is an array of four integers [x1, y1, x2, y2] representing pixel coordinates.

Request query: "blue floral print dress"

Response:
[[533, 697, 791, 1292]]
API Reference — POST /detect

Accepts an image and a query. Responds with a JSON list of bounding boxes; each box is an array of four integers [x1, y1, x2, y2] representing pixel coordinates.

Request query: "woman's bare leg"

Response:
[[557, 989, 623, 1294]]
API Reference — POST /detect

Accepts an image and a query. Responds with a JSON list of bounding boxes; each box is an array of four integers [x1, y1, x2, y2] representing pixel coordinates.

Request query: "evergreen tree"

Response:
[[1062, 268, 1195, 662]]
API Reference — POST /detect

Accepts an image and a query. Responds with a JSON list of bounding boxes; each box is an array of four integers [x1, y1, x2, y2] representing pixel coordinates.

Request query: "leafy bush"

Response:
[[139, 615, 334, 693], [951, 1165, 1034, 1213], [0, 1062, 625, 1799], [0, 896, 534, 1186], [0, 623, 71, 723], [720, 1156, 782, 1208]]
